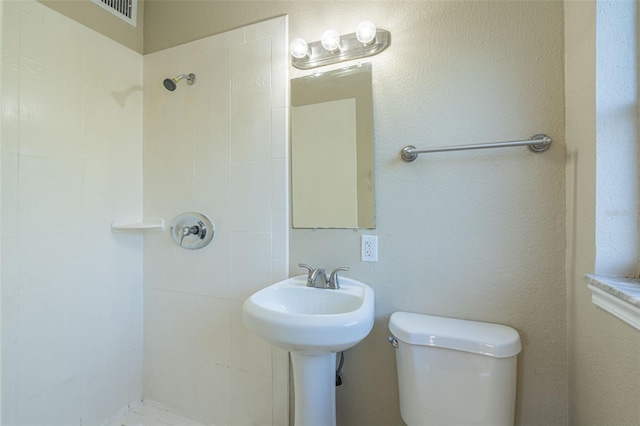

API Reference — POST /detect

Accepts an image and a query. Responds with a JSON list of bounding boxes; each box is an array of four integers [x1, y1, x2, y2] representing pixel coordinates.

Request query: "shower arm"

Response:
[[175, 73, 196, 85]]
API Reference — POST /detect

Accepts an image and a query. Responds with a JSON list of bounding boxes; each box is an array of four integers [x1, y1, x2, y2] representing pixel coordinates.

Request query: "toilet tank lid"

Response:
[[389, 312, 522, 358]]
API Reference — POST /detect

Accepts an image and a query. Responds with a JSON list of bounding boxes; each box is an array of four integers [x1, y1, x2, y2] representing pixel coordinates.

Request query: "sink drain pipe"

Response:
[[336, 351, 345, 386]]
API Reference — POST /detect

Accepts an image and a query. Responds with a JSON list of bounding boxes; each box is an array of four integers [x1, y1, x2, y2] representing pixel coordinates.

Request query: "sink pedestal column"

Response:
[[290, 352, 337, 426]]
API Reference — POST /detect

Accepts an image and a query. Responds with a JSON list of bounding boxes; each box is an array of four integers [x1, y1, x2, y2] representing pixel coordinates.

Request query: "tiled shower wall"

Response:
[[1, 3, 288, 424], [1, 1, 144, 424], [142, 17, 289, 425]]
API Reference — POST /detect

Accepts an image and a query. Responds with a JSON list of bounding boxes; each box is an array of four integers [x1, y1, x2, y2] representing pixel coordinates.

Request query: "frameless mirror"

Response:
[[291, 63, 375, 229]]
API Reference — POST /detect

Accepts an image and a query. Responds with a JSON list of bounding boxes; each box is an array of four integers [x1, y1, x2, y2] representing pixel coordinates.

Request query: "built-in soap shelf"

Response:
[[110, 218, 165, 232]]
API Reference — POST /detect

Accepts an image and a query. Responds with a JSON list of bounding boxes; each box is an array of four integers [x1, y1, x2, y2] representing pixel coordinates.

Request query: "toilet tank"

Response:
[[389, 312, 522, 426]]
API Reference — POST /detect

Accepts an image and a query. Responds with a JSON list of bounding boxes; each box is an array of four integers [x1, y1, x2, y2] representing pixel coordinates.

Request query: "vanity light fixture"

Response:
[[290, 38, 310, 59], [355, 21, 377, 45], [290, 21, 391, 70], [321, 29, 341, 52]]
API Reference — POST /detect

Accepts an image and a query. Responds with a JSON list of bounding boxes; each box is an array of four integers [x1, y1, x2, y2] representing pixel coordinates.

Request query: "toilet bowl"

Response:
[[389, 312, 521, 426]]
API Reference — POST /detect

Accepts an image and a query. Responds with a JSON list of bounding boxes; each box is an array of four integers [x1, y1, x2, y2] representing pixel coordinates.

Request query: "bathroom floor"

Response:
[[110, 402, 206, 426]]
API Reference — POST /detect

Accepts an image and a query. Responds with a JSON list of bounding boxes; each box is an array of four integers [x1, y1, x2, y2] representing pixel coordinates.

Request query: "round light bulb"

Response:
[[356, 21, 377, 45], [321, 29, 341, 52], [290, 38, 309, 59]]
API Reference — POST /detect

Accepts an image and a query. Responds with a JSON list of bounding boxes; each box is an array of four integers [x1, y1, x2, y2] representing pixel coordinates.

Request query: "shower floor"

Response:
[[110, 401, 206, 426]]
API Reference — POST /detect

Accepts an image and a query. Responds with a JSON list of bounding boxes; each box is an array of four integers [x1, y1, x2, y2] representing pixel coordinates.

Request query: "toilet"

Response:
[[388, 312, 521, 426]]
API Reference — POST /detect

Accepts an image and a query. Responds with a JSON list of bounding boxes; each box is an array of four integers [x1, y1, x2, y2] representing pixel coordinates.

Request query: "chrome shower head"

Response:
[[163, 78, 177, 91], [163, 73, 196, 91]]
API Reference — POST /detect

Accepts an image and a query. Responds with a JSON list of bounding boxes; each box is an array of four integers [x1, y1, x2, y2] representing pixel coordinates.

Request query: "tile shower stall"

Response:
[[1, 1, 290, 424]]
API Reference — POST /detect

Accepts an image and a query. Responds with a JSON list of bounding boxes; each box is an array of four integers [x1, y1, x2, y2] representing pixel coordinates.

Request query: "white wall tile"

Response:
[[18, 9, 46, 75], [141, 232, 174, 291], [18, 155, 83, 236], [19, 73, 83, 160], [10, 0, 42, 19], [17, 376, 83, 426], [271, 346, 289, 426], [192, 94, 231, 162], [18, 234, 83, 319], [17, 306, 84, 402], [143, 350, 201, 417], [271, 157, 288, 209], [3, 2, 144, 422], [231, 369, 273, 426], [231, 301, 272, 376], [78, 299, 108, 373], [4, 8, 287, 424], [271, 208, 288, 261], [43, 9, 84, 78], [144, 231, 230, 297], [191, 362, 233, 424], [271, 258, 288, 283], [230, 161, 271, 232], [101, 290, 139, 355], [1, 238, 19, 326], [230, 232, 272, 301], [230, 89, 272, 162], [81, 231, 142, 304], [1, 3, 20, 72], [1, 403, 18, 426], [271, 107, 289, 159], [141, 137, 170, 220], [230, 37, 271, 94], [143, 15, 289, 426], [82, 85, 142, 231], [154, 117, 196, 220], [128, 283, 144, 352], [194, 158, 231, 232], [2, 321, 19, 414], [269, 18, 288, 109], [1, 68, 20, 154], [145, 289, 233, 365], [191, 230, 231, 297], [78, 284, 140, 373], [82, 36, 111, 90], [81, 354, 130, 425], [2, 153, 18, 238], [244, 19, 278, 42], [127, 348, 144, 404], [194, 48, 231, 101]]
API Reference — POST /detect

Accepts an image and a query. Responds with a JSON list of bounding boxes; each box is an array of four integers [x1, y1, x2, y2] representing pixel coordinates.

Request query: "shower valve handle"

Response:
[[178, 223, 203, 246]]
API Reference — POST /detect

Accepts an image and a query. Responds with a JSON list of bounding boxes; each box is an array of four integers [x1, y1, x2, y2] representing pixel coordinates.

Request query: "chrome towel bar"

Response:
[[400, 134, 552, 162]]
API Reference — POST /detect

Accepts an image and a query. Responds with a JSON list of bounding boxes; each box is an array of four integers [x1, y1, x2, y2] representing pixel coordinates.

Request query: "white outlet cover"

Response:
[[361, 235, 378, 262]]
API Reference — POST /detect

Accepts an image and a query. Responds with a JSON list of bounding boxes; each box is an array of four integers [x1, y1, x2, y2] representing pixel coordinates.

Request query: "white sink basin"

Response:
[[242, 275, 375, 353], [243, 274, 375, 426]]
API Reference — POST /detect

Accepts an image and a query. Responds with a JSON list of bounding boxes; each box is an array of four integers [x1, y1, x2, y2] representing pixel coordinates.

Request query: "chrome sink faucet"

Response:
[[299, 264, 349, 289], [310, 268, 328, 288], [328, 267, 349, 289]]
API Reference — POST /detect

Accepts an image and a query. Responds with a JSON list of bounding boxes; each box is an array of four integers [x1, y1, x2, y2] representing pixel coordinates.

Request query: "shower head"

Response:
[[163, 73, 196, 91]]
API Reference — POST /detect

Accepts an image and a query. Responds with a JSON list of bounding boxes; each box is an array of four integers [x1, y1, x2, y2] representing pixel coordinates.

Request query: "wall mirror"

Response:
[[291, 63, 375, 229]]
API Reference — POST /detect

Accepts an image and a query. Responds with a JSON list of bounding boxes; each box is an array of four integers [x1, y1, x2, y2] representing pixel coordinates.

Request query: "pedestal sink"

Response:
[[242, 275, 375, 426]]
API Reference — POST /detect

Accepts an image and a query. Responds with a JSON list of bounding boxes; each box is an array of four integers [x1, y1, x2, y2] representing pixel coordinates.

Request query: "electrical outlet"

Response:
[[361, 235, 378, 262]]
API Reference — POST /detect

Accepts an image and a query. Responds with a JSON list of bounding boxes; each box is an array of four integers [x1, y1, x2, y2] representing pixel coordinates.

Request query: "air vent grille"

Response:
[[90, 0, 137, 27]]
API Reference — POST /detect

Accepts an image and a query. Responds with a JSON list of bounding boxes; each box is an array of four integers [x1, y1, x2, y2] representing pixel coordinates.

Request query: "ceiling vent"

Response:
[[91, 0, 137, 27]]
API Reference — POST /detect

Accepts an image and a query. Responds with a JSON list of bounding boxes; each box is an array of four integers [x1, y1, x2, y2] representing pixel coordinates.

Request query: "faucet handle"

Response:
[[298, 263, 314, 278], [329, 267, 349, 289]]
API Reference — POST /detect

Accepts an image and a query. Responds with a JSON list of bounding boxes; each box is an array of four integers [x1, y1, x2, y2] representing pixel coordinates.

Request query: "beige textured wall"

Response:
[[565, 3, 640, 425], [145, 1, 568, 425], [38, 0, 143, 53]]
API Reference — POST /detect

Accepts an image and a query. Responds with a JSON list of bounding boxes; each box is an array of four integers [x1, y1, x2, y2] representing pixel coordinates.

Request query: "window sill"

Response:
[[586, 274, 640, 331]]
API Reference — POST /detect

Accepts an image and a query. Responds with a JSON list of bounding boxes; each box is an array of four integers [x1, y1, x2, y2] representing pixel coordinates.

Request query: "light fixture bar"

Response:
[[292, 29, 391, 70]]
